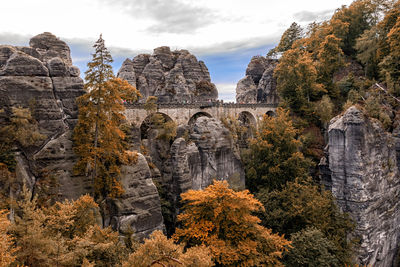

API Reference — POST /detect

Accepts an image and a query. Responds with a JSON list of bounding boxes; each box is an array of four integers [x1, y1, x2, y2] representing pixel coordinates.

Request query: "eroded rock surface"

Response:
[[108, 153, 164, 240], [0, 32, 86, 199], [117, 46, 218, 103], [0, 33, 165, 239], [236, 56, 279, 104], [320, 106, 400, 266]]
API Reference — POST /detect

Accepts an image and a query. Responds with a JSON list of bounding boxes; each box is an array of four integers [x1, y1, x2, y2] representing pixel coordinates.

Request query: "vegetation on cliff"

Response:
[[73, 35, 140, 200]]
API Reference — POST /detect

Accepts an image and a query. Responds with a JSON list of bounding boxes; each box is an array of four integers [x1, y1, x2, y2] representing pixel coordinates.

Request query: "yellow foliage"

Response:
[[0, 210, 16, 266], [174, 181, 290, 266], [123, 230, 212, 267]]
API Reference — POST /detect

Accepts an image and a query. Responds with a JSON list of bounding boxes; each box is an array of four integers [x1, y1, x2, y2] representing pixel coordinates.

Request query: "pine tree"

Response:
[[268, 22, 303, 56], [73, 35, 140, 199], [174, 180, 290, 266]]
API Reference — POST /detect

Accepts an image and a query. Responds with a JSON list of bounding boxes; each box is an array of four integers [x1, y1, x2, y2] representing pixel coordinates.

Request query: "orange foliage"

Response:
[[174, 181, 290, 266]]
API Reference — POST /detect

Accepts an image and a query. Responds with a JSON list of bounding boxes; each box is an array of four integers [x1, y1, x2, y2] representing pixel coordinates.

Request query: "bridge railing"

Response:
[[124, 101, 278, 109]]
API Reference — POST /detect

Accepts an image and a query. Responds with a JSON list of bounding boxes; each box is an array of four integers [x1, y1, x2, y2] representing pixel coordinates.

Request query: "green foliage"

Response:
[[257, 180, 354, 265], [314, 95, 335, 125], [268, 22, 303, 56], [364, 91, 393, 129], [244, 108, 311, 192], [144, 96, 158, 113], [283, 227, 340, 267]]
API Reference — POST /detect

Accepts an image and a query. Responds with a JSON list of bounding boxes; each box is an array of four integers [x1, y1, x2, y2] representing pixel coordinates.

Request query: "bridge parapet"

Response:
[[125, 102, 278, 109], [124, 102, 277, 127]]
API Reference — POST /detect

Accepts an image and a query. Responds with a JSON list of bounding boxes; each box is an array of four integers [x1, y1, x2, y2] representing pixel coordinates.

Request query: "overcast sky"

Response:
[[1, 0, 353, 101]]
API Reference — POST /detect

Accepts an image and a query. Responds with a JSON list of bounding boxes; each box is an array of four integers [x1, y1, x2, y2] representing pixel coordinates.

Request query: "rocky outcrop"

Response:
[[236, 56, 279, 104], [108, 153, 164, 240], [0, 32, 86, 199], [0, 32, 167, 240], [320, 106, 400, 266], [189, 117, 245, 190], [117, 46, 218, 103]]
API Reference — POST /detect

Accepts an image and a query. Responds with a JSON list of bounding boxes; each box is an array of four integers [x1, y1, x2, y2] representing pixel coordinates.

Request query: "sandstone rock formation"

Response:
[[117, 46, 218, 103], [108, 153, 164, 240], [236, 56, 279, 104], [0, 33, 165, 240], [0, 32, 86, 196], [189, 117, 245, 190], [320, 106, 400, 266]]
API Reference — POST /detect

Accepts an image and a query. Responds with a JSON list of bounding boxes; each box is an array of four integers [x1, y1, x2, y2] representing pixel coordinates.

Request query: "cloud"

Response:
[[0, 32, 31, 46], [293, 9, 335, 23], [189, 35, 277, 56], [100, 0, 218, 34]]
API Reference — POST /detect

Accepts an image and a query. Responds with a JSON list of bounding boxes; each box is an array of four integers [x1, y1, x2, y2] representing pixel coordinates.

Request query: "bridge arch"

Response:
[[265, 110, 276, 117], [140, 112, 174, 140], [188, 111, 212, 126], [238, 111, 257, 126]]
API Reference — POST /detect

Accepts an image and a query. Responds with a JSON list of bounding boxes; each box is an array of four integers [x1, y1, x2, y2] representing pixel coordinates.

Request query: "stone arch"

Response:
[[140, 112, 174, 140], [238, 111, 256, 126], [188, 111, 212, 126], [266, 110, 276, 117]]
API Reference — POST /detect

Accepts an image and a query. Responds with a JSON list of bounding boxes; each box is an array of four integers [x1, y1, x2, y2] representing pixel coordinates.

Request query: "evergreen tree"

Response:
[[73, 35, 140, 199], [283, 227, 340, 267], [257, 180, 354, 265], [268, 22, 303, 56]]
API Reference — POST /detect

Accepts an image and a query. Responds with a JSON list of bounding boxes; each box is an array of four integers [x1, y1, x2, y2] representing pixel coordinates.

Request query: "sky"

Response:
[[0, 0, 353, 102]]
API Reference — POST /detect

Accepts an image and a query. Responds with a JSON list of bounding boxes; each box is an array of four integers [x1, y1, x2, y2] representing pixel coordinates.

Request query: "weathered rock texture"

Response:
[[117, 46, 218, 103], [189, 117, 245, 190], [236, 56, 279, 104], [0, 32, 87, 197], [0, 33, 165, 239], [320, 106, 400, 266], [108, 153, 164, 240]]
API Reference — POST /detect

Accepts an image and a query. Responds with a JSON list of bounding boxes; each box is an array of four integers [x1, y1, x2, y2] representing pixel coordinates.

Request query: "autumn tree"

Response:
[[274, 47, 325, 116], [73, 35, 140, 199], [0, 210, 16, 266], [9, 186, 57, 267], [174, 180, 290, 266], [244, 108, 311, 192], [123, 230, 213, 267]]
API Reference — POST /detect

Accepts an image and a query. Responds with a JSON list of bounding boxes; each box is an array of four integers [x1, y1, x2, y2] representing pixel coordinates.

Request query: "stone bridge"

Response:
[[124, 102, 278, 127]]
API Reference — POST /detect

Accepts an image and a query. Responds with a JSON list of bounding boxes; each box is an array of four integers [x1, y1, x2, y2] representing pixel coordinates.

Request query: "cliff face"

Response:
[[117, 46, 218, 103], [320, 106, 400, 266], [236, 56, 279, 104], [0, 32, 87, 198], [0, 33, 165, 240]]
